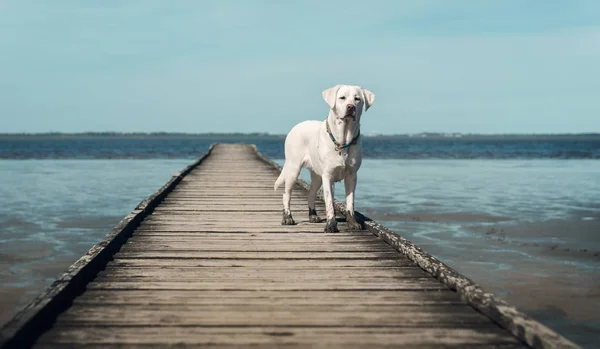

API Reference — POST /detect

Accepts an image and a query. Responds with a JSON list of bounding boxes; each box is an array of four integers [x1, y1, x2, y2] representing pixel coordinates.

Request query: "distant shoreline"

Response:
[[1, 132, 599, 141]]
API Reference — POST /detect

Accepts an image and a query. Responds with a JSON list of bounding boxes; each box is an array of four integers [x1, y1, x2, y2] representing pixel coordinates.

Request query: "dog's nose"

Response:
[[346, 104, 356, 112]]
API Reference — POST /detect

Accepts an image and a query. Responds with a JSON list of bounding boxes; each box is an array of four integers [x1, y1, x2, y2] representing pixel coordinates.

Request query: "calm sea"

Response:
[[2, 134, 599, 159], [1, 135, 599, 348]]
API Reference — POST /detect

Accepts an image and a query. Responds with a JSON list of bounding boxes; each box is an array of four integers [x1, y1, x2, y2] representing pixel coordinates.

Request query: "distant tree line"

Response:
[[0, 132, 598, 140]]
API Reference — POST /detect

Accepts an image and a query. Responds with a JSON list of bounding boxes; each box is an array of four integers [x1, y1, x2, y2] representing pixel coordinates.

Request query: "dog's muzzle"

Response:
[[344, 104, 356, 120]]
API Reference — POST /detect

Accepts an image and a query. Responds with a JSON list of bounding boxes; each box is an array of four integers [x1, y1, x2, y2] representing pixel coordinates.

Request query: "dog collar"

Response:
[[325, 120, 360, 155]]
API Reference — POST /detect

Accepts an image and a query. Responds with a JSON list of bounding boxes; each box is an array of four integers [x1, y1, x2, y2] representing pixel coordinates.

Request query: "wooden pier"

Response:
[[1, 144, 579, 348]]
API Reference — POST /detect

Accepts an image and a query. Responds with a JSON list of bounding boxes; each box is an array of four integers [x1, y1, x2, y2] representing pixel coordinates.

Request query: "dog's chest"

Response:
[[330, 152, 358, 182]]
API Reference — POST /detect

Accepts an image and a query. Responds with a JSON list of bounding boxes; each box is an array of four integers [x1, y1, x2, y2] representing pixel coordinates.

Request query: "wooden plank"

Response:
[[96, 267, 428, 277], [159, 200, 319, 204], [84, 280, 448, 291], [51, 304, 491, 327], [112, 251, 404, 259], [106, 258, 415, 268], [152, 206, 325, 212], [126, 234, 381, 241], [129, 226, 341, 233], [129, 235, 379, 241], [119, 242, 395, 252], [72, 289, 463, 306], [152, 207, 319, 212], [34, 344, 526, 349], [91, 275, 435, 284], [134, 226, 338, 231], [120, 245, 394, 252], [144, 212, 312, 218], [35, 327, 523, 348], [141, 216, 323, 222], [138, 220, 331, 227], [128, 232, 377, 239]]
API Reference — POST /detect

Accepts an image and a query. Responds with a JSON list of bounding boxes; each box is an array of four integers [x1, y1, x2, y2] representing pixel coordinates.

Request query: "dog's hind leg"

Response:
[[281, 164, 301, 225], [307, 170, 323, 223]]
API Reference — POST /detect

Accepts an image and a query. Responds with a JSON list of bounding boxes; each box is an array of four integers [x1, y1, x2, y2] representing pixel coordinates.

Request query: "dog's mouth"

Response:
[[343, 114, 356, 120]]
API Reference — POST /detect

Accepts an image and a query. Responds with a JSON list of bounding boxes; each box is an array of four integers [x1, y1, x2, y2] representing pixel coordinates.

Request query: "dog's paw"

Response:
[[346, 213, 363, 231], [309, 215, 323, 223], [347, 221, 363, 231], [324, 219, 339, 233], [281, 210, 296, 225], [281, 216, 296, 225], [308, 208, 323, 223]]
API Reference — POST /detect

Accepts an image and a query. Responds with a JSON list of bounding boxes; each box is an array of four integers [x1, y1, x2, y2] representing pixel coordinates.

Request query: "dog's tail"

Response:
[[274, 172, 285, 191]]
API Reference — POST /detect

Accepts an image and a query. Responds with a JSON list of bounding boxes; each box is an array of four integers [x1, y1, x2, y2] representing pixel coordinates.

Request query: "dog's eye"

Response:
[[354, 97, 361, 101], [339, 96, 346, 100]]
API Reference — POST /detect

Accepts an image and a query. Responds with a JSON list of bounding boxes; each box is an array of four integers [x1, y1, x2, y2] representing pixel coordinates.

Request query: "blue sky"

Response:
[[1, 1, 599, 134]]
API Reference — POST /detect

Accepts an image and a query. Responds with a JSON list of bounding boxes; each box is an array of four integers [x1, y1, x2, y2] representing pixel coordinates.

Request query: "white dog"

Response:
[[274, 85, 375, 232]]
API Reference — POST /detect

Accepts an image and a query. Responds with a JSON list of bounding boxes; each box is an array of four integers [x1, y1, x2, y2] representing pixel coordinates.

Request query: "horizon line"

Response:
[[1, 131, 599, 137]]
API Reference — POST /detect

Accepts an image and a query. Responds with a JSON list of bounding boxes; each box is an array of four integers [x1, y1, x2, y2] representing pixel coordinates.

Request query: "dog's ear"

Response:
[[362, 88, 375, 111], [322, 85, 342, 109]]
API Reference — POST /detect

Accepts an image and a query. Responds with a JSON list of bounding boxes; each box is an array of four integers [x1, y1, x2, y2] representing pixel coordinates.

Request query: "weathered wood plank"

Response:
[[96, 267, 428, 277], [155, 202, 320, 207], [151, 205, 318, 212], [137, 221, 331, 227], [84, 280, 448, 291], [113, 251, 404, 259], [35, 327, 522, 348], [128, 232, 377, 239], [34, 343, 526, 349], [130, 226, 344, 233], [127, 234, 381, 241], [106, 258, 415, 268], [120, 242, 395, 252], [92, 275, 435, 284], [140, 218, 326, 224], [51, 304, 491, 327], [72, 289, 463, 306]]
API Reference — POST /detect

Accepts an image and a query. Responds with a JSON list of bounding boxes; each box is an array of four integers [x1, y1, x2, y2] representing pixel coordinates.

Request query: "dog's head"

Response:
[[322, 85, 375, 122]]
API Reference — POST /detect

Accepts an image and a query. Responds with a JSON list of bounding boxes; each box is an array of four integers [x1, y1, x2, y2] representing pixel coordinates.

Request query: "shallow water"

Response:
[[1, 158, 599, 347]]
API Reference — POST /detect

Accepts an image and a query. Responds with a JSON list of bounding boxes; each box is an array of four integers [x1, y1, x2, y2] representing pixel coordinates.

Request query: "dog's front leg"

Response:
[[344, 172, 362, 230], [321, 175, 339, 233], [307, 170, 323, 223]]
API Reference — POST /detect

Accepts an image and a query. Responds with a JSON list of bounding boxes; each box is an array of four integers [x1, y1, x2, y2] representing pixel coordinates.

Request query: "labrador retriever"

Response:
[[274, 85, 375, 232]]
